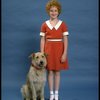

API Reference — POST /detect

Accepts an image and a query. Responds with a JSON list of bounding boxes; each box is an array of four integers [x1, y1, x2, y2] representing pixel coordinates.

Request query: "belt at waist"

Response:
[[47, 39, 63, 42]]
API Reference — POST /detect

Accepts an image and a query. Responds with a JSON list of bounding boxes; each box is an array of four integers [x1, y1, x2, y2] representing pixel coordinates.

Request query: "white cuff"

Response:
[[40, 32, 45, 36], [63, 32, 69, 36]]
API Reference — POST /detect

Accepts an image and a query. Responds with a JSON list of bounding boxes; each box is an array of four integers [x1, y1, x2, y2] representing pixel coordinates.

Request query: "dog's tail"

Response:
[[21, 85, 26, 97], [21, 84, 31, 98], [21, 87, 23, 94], [21, 86, 23, 93]]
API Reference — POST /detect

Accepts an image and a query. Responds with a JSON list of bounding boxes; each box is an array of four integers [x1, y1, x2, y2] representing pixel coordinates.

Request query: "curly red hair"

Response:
[[46, 0, 61, 15]]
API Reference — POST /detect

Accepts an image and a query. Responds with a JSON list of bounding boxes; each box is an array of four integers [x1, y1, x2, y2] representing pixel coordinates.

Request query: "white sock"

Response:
[[50, 91, 54, 100], [55, 90, 58, 94], [50, 91, 54, 95], [55, 91, 59, 100]]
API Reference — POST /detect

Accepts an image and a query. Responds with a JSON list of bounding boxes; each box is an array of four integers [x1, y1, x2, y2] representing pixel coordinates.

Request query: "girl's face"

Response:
[[49, 6, 59, 19]]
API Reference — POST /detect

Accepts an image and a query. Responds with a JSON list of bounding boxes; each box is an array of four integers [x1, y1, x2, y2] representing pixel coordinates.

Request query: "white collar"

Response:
[[46, 20, 62, 30]]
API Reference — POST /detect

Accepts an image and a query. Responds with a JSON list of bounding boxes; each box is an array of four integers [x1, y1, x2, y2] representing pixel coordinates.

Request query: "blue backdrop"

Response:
[[2, 0, 99, 100]]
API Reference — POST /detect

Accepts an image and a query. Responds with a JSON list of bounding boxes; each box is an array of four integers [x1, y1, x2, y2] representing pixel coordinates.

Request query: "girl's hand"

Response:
[[61, 53, 67, 63]]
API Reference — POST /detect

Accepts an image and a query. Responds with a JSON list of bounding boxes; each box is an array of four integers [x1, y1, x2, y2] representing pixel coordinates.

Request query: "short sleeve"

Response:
[[62, 22, 69, 36], [40, 23, 46, 36]]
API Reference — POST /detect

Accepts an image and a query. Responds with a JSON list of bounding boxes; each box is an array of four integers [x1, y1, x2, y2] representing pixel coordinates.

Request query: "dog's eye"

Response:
[[36, 56, 39, 59], [42, 55, 44, 58]]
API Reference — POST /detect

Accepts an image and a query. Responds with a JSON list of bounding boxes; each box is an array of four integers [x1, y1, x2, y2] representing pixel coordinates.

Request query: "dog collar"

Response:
[[31, 63, 41, 70]]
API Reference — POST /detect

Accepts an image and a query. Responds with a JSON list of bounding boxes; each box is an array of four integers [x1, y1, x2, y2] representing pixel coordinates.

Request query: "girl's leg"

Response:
[[48, 71, 54, 100], [54, 71, 60, 100]]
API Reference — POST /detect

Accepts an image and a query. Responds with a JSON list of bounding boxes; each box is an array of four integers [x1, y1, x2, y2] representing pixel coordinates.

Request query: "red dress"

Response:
[[40, 20, 69, 71]]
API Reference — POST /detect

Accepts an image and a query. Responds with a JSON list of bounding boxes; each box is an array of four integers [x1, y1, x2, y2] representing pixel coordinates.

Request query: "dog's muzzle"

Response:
[[39, 61, 44, 67]]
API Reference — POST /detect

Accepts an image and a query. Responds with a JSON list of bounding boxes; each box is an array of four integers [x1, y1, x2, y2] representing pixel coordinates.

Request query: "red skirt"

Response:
[[44, 41, 69, 71]]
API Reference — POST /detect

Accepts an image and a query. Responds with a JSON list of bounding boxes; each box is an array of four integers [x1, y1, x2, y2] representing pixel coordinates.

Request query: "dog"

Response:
[[21, 52, 47, 100]]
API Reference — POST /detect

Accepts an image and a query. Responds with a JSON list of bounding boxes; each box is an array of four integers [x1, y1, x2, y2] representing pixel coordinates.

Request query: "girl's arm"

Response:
[[61, 35, 68, 62], [40, 36, 45, 52], [63, 35, 68, 55]]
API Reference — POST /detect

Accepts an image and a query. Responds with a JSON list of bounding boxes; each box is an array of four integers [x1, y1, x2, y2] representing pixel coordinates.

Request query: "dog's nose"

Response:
[[40, 61, 44, 65]]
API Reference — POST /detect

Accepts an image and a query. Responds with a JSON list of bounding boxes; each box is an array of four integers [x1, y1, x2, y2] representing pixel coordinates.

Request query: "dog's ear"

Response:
[[44, 53, 48, 57], [29, 53, 35, 58]]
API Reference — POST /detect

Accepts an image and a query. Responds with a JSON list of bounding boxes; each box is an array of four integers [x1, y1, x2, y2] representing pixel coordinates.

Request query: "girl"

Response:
[[40, 0, 69, 100]]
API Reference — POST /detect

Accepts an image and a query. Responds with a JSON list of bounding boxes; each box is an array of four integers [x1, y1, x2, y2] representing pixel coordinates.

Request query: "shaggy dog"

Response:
[[21, 52, 47, 100]]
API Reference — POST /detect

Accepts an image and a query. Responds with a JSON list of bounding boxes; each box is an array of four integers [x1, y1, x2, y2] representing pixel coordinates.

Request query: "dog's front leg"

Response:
[[30, 83, 37, 100], [40, 83, 45, 100], [25, 98, 30, 100], [28, 73, 37, 100]]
